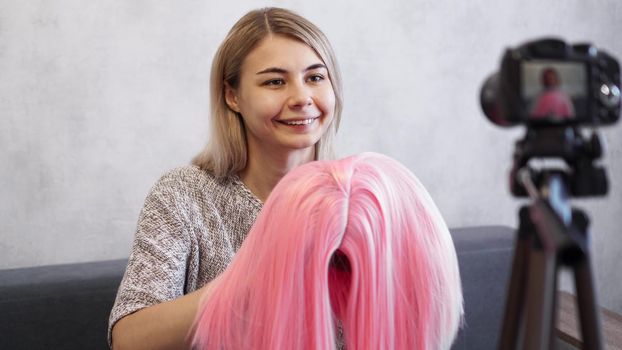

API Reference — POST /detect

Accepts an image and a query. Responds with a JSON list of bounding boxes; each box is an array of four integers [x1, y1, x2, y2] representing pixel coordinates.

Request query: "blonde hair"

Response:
[[193, 7, 343, 179]]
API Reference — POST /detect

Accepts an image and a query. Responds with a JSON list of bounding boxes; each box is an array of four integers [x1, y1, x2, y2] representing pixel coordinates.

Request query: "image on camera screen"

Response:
[[521, 61, 587, 121]]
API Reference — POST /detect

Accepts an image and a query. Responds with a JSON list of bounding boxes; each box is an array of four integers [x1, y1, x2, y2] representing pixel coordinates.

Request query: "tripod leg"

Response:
[[499, 207, 531, 350], [523, 245, 558, 350], [498, 234, 529, 349], [573, 254, 603, 349], [549, 264, 559, 350], [567, 209, 603, 350]]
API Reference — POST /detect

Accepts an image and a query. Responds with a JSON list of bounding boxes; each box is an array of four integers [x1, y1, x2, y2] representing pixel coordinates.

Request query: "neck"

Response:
[[239, 145, 315, 203]]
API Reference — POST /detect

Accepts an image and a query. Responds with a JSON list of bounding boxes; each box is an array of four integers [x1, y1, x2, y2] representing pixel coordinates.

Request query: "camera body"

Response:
[[481, 38, 620, 127]]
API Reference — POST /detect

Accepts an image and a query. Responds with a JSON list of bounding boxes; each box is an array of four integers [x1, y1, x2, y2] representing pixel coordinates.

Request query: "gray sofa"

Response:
[[0, 226, 515, 349]]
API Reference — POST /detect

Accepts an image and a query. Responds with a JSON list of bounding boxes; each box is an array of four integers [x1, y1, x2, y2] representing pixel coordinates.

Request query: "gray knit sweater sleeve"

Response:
[[107, 166, 262, 346]]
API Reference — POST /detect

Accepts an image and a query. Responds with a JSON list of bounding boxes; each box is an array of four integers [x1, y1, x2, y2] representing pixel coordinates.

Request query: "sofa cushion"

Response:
[[0, 259, 127, 350], [451, 225, 515, 349]]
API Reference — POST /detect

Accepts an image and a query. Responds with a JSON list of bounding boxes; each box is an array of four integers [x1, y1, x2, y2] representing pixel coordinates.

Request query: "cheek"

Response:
[[319, 87, 337, 116], [261, 95, 288, 118], [240, 93, 283, 119]]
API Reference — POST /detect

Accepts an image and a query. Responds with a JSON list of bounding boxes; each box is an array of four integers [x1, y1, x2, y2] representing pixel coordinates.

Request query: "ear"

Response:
[[224, 82, 241, 113]]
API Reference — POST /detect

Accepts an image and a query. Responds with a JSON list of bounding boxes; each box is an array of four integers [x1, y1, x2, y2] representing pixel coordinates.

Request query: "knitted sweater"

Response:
[[107, 165, 263, 345]]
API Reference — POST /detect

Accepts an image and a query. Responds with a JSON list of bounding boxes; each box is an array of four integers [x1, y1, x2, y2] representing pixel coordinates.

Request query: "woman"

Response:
[[530, 67, 575, 119], [109, 7, 343, 349]]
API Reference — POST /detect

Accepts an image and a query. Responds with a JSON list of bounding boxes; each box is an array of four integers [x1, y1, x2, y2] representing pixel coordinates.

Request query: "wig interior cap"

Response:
[[192, 152, 464, 350]]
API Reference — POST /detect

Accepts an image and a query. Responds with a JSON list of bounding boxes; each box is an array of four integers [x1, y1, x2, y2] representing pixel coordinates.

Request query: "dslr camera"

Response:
[[481, 38, 620, 127]]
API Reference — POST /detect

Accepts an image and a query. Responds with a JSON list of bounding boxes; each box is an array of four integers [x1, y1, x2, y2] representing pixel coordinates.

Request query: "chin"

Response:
[[280, 134, 322, 150], [283, 141, 319, 154], [288, 142, 317, 151]]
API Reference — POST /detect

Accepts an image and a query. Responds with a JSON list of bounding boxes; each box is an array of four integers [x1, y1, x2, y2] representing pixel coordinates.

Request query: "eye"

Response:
[[307, 74, 325, 83], [263, 78, 285, 86]]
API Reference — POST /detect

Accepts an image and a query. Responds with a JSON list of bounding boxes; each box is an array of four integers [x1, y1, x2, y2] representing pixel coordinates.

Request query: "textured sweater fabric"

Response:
[[107, 165, 263, 345]]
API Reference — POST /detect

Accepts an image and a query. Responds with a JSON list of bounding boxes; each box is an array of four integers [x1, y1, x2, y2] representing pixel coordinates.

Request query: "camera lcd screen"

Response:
[[521, 61, 587, 121]]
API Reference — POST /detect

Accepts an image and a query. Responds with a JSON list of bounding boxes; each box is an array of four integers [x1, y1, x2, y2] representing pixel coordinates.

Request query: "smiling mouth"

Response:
[[278, 117, 319, 126]]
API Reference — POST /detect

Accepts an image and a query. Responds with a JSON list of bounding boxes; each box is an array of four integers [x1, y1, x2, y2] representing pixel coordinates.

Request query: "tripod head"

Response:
[[510, 126, 608, 199]]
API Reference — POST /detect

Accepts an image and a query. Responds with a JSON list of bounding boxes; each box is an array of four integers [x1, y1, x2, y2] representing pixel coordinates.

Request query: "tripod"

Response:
[[497, 127, 606, 350]]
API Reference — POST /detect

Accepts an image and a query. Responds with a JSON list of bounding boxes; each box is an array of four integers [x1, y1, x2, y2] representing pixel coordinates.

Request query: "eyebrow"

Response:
[[256, 63, 327, 75]]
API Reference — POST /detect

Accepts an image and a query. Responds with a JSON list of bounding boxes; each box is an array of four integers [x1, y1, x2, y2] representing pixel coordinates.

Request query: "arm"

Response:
[[111, 285, 209, 350], [108, 170, 205, 349], [109, 167, 254, 349]]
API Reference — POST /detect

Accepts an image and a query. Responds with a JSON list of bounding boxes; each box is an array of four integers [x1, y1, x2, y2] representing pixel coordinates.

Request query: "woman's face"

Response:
[[225, 35, 336, 157], [543, 70, 559, 88]]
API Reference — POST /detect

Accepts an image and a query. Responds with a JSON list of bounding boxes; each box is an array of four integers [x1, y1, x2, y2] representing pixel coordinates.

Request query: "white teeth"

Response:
[[284, 118, 315, 125]]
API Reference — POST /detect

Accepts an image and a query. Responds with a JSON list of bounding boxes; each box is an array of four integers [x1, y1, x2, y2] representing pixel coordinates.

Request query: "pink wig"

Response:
[[191, 152, 463, 349]]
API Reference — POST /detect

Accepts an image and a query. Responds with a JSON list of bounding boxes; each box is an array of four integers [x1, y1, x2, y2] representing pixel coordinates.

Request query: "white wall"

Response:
[[1, 1, 621, 313]]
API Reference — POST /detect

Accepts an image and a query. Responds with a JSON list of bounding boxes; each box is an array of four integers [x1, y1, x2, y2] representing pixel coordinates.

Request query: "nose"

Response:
[[287, 82, 313, 109]]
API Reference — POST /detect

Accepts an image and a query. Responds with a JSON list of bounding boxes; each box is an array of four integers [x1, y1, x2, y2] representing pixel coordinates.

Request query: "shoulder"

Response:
[[156, 165, 215, 188], [147, 165, 260, 210], [148, 165, 223, 198]]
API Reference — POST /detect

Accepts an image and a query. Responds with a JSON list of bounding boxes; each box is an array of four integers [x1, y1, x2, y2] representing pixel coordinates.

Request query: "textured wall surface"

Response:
[[1, 1, 621, 312]]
